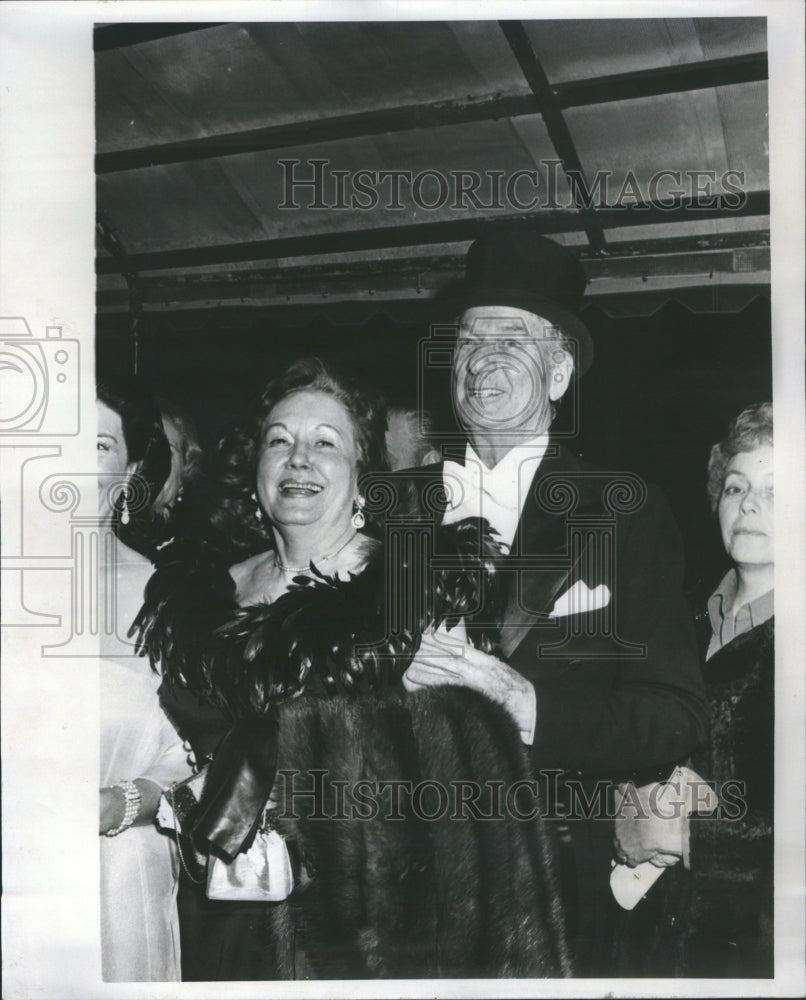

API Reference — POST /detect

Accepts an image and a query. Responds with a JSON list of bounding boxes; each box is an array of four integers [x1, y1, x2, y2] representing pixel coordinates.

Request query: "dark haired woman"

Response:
[[136, 357, 568, 981], [97, 377, 191, 981]]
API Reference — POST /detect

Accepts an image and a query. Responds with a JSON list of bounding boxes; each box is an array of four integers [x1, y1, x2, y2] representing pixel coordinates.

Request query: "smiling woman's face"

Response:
[[256, 389, 359, 533], [718, 443, 774, 570]]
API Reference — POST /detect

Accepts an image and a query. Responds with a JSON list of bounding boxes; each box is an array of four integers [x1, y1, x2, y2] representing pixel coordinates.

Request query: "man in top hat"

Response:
[[400, 230, 708, 974]]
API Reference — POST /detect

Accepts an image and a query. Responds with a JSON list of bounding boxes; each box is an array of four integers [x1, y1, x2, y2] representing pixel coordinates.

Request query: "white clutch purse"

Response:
[[206, 820, 294, 902]]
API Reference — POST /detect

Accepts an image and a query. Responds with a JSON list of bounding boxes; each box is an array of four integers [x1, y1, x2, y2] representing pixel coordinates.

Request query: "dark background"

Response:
[[97, 294, 771, 592]]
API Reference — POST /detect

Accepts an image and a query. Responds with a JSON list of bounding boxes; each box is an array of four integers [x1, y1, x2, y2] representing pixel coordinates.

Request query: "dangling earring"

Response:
[[352, 494, 366, 530], [251, 491, 264, 524], [119, 476, 132, 524]]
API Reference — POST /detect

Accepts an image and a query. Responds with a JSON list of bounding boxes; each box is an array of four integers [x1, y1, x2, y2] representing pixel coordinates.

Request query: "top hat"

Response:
[[445, 230, 594, 374]]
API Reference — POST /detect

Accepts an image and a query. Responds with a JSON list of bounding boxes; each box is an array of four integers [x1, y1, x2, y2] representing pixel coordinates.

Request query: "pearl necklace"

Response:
[[273, 531, 357, 574]]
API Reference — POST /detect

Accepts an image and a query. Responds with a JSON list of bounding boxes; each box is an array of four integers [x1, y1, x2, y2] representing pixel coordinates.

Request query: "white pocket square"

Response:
[[549, 581, 611, 618]]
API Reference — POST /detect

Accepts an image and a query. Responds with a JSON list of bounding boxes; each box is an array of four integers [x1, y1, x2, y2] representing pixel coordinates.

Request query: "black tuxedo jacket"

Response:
[[383, 442, 708, 782]]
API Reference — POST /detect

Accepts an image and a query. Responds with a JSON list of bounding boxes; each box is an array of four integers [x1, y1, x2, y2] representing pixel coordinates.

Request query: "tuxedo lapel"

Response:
[[401, 446, 606, 659], [499, 445, 605, 658]]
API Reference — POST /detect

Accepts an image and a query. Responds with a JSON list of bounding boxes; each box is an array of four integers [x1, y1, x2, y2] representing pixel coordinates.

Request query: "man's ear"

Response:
[[548, 350, 574, 402]]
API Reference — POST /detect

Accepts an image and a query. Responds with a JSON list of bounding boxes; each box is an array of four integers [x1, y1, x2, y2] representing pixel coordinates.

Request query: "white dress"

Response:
[[100, 541, 190, 982]]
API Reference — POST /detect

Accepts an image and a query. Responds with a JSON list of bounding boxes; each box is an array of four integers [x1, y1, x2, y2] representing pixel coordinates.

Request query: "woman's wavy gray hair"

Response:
[[706, 402, 773, 513]]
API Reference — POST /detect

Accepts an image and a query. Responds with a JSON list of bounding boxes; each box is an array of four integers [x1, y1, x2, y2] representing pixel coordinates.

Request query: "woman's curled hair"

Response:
[[185, 357, 389, 561], [154, 398, 205, 515], [706, 402, 773, 513]]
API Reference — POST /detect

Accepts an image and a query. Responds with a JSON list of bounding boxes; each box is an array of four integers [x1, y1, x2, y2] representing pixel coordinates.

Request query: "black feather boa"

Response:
[[133, 518, 504, 719]]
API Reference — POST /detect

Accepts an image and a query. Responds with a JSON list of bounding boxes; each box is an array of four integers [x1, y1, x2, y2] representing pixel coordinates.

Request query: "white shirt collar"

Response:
[[464, 433, 550, 512], [442, 434, 549, 551], [706, 568, 774, 659]]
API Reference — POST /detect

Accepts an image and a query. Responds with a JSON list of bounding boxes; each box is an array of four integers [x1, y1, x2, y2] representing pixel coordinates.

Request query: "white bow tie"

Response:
[[442, 459, 519, 550]]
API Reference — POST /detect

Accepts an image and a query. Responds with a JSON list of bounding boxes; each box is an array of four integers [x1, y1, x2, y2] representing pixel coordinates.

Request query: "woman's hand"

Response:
[[99, 778, 163, 835], [613, 781, 685, 868], [614, 770, 721, 868], [403, 633, 536, 741], [99, 786, 126, 835]]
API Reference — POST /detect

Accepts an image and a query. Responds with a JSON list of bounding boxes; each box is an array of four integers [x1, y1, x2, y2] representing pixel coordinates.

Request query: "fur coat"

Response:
[[246, 687, 569, 978], [678, 616, 774, 978], [134, 521, 571, 978], [616, 615, 774, 978]]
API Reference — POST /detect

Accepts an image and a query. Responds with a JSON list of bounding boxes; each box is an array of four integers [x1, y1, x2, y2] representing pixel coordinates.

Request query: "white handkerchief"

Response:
[[156, 791, 179, 833], [550, 581, 611, 618]]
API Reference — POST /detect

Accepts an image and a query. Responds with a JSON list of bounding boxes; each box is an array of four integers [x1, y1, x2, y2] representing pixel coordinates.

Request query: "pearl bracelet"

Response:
[[105, 780, 141, 837]]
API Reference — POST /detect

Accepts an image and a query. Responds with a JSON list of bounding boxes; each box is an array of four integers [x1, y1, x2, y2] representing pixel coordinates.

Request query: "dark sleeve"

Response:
[[131, 539, 238, 693], [158, 677, 232, 764], [525, 487, 708, 779]]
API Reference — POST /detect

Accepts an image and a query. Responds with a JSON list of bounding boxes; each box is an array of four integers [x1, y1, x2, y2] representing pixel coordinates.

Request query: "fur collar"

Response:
[[133, 517, 503, 719]]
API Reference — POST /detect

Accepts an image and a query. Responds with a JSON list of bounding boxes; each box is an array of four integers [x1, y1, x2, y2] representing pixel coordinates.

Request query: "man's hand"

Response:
[[403, 633, 536, 741]]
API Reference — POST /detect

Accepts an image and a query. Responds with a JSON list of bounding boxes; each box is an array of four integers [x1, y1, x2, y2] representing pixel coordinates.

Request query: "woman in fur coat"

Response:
[[135, 357, 569, 981], [681, 403, 774, 977], [614, 403, 774, 977]]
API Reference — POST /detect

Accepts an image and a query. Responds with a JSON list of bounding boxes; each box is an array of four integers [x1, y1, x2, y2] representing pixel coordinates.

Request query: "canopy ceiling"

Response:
[[95, 18, 769, 318]]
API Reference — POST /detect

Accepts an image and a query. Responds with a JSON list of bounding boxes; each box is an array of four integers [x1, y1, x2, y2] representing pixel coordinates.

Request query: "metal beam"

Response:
[[95, 52, 768, 174], [98, 230, 770, 288], [97, 246, 769, 308], [95, 216, 144, 372], [95, 94, 540, 173], [96, 191, 770, 275], [554, 52, 767, 108], [499, 20, 607, 253], [96, 283, 772, 316], [94, 23, 226, 52], [593, 228, 769, 259]]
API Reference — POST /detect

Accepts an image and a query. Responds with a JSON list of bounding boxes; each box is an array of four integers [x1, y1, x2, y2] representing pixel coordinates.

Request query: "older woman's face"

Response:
[[97, 400, 134, 521], [256, 390, 359, 531], [718, 443, 774, 569]]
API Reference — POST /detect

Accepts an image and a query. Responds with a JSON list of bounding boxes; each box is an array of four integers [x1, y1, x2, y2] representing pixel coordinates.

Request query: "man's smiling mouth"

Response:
[[468, 386, 504, 398]]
